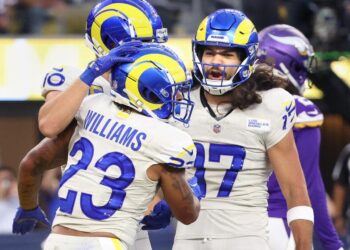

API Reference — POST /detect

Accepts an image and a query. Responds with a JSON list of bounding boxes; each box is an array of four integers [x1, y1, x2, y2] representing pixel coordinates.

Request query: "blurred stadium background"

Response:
[[0, 0, 350, 249]]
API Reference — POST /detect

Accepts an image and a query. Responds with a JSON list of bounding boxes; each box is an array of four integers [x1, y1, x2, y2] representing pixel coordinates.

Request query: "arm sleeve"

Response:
[[295, 127, 343, 250], [42, 66, 80, 97]]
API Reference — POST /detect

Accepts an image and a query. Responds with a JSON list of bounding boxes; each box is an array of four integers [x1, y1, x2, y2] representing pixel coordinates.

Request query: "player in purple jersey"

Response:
[[258, 24, 343, 250]]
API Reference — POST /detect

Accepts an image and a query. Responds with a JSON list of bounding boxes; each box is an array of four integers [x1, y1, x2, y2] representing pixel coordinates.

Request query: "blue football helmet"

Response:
[[193, 9, 259, 95], [257, 24, 315, 94], [85, 0, 168, 57], [111, 43, 194, 124]]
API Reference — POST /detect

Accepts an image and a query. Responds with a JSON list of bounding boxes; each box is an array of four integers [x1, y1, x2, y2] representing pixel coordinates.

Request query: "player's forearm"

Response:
[[18, 157, 43, 209], [38, 79, 88, 138], [290, 219, 313, 250], [160, 166, 200, 224]]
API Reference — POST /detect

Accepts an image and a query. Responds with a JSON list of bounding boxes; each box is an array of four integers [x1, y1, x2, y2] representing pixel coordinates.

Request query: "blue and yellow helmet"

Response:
[[86, 0, 168, 56], [111, 43, 194, 124], [193, 9, 259, 95]]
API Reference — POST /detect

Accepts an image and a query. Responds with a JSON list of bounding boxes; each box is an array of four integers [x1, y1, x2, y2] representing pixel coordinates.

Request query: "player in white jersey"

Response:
[[258, 24, 343, 250], [166, 9, 313, 250], [19, 43, 200, 250], [13, 1, 170, 249]]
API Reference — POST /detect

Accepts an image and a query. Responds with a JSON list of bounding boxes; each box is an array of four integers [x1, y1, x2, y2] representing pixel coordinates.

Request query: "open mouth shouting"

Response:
[[206, 68, 226, 80]]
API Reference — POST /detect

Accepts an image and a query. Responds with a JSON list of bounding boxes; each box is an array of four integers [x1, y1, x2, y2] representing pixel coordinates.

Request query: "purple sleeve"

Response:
[[294, 127, 343, 250]]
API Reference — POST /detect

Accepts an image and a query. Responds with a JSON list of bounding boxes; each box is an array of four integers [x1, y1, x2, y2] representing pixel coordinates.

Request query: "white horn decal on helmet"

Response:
[[268, 34, 311, 56]]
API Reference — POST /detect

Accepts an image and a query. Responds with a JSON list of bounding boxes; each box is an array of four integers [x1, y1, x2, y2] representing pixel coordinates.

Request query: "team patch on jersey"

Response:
[[247, 118, 271, 131]]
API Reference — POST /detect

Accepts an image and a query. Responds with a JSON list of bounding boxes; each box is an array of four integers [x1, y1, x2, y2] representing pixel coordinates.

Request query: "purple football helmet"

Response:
[[257, 24, 315, 94]]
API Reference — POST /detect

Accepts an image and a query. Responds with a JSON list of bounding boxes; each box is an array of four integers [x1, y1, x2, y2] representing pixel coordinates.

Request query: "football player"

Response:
[[12, 0, 170, 249], [16, 42, 200, 250], [143, 9, 314, 250], [258, 24, 343, 250]]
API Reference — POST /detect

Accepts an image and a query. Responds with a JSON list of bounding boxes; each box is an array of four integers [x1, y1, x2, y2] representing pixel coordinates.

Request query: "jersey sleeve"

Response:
[[293, 95, 324, 129], [41, 65, 82, 97], [42, 66, 110, 98], [264, 88, 296, 149], [144, 124, 196, 169]]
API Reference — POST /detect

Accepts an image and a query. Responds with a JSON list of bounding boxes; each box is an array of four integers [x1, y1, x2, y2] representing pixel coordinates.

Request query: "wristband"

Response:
[[80, 63, 97, 86], [287, 206, 314, 225]]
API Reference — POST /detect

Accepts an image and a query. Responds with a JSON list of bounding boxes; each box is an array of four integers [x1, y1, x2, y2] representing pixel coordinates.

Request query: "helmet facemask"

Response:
[[192, 9, 258, 96], [112, 59, 194, 124], [193, 42, 257, 95]]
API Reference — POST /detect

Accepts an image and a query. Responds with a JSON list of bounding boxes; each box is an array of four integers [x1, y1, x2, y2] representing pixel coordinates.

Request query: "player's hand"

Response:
[[80, 40, 142, 86], [188, 176, 203, 200], [140, 200, 172, 230], [12, 206, 50, 235]]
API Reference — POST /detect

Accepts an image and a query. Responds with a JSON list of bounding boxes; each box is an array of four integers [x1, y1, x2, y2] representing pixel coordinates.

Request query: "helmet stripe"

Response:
[[91, 10, 125, 53], [233, 18, 256, 45]]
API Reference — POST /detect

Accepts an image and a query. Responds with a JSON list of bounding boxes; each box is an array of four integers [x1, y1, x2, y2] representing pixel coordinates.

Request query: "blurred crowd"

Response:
[[0, 0, 349, 51]]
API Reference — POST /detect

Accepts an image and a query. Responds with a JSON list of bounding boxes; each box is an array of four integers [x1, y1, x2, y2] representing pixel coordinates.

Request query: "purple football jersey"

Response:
[[267, 96, 343, 250]]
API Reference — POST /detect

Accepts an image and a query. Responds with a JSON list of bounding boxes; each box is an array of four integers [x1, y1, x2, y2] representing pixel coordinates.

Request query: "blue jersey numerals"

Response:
[[58, 137, 135, 220], [194, 143, 246, 197], [43, 67, 65, 87]]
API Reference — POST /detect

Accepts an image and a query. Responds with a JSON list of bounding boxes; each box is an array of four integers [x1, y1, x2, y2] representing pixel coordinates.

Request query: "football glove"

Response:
[[141, 200, 172, 230], [140, 177, 202, 230], [80, 40, 142, 86], [12, 206, 50, 235]]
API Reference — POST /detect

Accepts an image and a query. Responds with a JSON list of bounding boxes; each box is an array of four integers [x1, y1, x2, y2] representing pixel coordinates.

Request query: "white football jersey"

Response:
[[42, 65, 111, 97], [177, 87, 296, 211], [53, 93, 196, 247], [174, 87, 296, 239]]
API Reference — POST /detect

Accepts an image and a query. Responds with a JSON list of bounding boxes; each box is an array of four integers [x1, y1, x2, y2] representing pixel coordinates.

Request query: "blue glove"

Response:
[[80, 40, 142, 86], [188, 176, 203, 200], [141, 200, 172, 230], [12, 206, 50, 235]]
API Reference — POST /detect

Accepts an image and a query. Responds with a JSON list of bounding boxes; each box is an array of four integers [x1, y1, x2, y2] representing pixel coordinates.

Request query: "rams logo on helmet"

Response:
[[111, 43, 194, 124], [85, 0, 168, 56]]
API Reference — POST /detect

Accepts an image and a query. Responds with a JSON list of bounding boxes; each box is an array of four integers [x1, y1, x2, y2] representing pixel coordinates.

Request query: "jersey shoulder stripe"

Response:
[[293, 95, 323, 128]]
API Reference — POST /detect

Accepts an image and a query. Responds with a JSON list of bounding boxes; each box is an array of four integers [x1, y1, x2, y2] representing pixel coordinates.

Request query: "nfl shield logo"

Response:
[[213, 124, 221, 133]]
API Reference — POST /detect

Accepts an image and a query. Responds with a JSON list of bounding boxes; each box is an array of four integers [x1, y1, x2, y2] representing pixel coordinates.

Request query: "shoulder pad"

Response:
[[293, 95, 323, 128]]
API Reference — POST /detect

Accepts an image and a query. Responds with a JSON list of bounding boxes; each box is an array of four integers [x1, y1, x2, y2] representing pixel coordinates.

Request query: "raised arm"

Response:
[[268, 129, 313, 250], [38, 41, 141, 138]]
